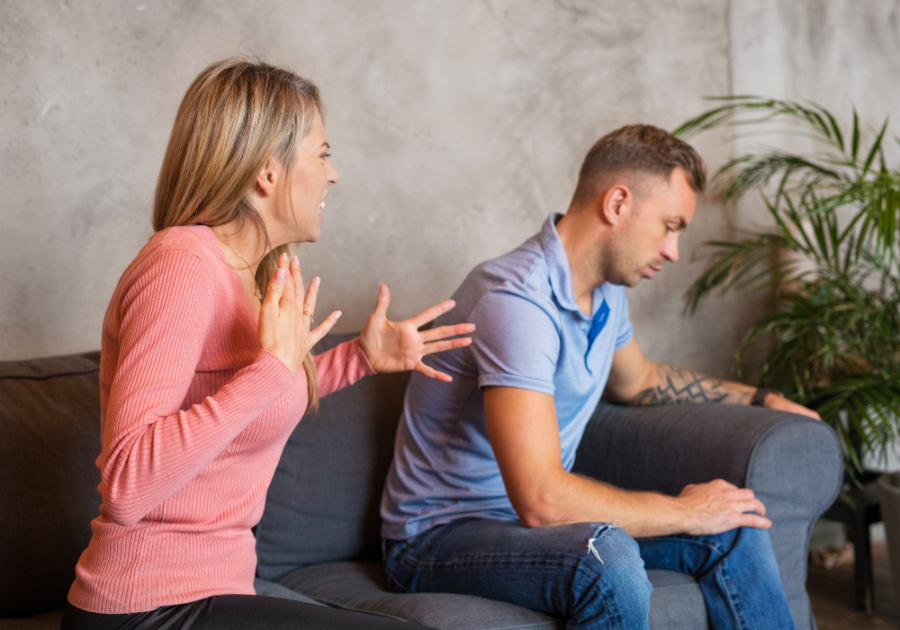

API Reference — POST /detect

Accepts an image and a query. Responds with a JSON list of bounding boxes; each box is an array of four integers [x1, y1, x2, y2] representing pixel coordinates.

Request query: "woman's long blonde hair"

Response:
[[153, 58, 321, 411]]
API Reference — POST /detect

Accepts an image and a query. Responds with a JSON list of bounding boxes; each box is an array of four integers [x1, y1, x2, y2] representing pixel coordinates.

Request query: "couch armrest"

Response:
[[572, 402, 842, 630], [573, 402, 841, 502]]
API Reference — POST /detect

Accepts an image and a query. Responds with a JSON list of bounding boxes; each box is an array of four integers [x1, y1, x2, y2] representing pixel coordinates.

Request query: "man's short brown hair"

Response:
[[572, 125, 706, 207]]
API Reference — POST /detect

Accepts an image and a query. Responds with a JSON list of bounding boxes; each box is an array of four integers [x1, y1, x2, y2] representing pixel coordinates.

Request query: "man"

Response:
[[380, 125, 819, 630]]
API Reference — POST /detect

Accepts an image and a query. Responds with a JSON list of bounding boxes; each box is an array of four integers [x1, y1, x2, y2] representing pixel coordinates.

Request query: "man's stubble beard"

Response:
[[597, 236, 641, 288]]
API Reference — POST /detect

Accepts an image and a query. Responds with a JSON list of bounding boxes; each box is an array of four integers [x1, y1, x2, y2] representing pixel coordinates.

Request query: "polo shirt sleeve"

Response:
[[613, 287, 634, 350], [468, 289, 560, 396]]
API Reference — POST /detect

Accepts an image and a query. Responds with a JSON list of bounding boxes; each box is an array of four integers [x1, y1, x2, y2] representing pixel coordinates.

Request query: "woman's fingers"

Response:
[[289, 256, 306, 310], [262, 265, 288, 314], [306, 310, 342, 350], [257, 254, 302, 377], [421, 337, 473, 355], [419, 322, 475, 357], [410, 299, 456, 328], [420, 322, 476, 343], [287, 256, 322, 332], [369, 283, 391, 319], [262, 253, 291, 313], [279, 255, 297, 310], [414, 361, 453, 383], [303, 276, 321, 322]]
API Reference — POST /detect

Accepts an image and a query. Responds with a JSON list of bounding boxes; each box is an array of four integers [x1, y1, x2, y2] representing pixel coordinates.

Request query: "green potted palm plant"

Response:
[[674, 96, 900, 609], [676, 96, 900, 472]]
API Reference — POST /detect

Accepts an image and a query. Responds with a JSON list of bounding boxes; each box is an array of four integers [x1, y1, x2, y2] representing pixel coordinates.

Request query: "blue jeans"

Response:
[[383, 519, 796, 630]]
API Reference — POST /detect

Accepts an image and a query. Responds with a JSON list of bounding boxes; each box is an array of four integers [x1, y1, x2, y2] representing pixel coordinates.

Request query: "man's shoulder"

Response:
[[456, 233, 551, 309]]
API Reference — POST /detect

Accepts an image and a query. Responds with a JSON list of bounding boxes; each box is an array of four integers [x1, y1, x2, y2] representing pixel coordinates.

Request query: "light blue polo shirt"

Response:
[[380, 214, 633, 540]]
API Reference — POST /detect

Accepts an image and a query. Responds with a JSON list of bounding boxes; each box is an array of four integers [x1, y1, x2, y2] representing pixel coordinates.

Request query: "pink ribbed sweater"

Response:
[[68, 225, 374, 613]]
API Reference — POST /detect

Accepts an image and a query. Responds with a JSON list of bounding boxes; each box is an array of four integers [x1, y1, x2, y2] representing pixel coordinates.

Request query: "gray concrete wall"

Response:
[[1, 0, 898, 380]]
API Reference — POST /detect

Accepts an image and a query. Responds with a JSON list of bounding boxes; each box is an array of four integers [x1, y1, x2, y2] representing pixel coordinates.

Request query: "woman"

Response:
[[61, 59, 473, 629]]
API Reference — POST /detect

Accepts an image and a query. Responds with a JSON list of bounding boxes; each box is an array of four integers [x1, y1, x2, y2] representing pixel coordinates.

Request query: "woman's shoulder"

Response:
[[114, 225, 225, 299], [133, 225, 223, 272], [150, 224, 218, 256], [103, 227, 233, 360]]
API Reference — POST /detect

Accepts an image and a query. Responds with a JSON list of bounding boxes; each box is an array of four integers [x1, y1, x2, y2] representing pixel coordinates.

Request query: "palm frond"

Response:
[[677, 96, 900, 477]]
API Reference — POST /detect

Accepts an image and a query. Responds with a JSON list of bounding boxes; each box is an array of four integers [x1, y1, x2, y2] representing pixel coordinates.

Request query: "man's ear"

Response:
[[599, 185, 632, 226], [255, 157, 280, 197]]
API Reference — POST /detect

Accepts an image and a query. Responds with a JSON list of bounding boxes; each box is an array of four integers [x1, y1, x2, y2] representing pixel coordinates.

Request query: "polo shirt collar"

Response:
[[541, 214, 583, 315], [541, 214, 609, 323]]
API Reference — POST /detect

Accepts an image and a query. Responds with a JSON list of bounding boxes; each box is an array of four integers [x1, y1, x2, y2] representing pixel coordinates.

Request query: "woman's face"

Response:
[[275, 109, 339, 244]]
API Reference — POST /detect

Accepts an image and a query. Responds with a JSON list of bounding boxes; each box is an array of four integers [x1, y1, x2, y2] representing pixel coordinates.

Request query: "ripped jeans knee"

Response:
[[383, 519, 653, 630], [565, 522, 652, 629]]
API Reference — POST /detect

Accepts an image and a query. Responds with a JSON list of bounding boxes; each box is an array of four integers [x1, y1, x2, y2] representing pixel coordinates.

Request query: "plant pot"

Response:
[[876, 473, 900, 604]]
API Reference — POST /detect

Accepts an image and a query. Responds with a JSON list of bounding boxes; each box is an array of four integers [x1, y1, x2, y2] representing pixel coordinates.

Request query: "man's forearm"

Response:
[[541, 470, 693, 537], [483, 385, 773, 537], [623, 363, 753, 406], [532, 469, 769, 538]]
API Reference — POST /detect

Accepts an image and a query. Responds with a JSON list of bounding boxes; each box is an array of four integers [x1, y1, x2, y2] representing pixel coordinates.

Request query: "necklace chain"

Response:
[[212, 230, 263, 305]]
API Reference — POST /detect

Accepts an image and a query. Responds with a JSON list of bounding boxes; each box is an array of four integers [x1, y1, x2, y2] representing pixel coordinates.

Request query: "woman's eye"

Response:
[[321, 153, 331, 159]]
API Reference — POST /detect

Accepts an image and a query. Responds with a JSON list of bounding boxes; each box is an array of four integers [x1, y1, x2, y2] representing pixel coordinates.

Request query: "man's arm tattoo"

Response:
[[625, 364, 749, 406]]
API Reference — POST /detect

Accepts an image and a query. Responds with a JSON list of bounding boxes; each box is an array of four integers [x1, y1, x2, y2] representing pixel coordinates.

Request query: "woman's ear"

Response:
[[255, 157, 280, 197]]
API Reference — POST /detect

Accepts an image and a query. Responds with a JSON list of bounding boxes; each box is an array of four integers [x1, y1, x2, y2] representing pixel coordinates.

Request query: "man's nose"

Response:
[[662, 235, 680, 263]]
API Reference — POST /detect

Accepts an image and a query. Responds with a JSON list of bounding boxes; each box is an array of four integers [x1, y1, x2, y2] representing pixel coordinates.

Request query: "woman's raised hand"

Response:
[[258, 253, 341, 377], [358, 284, 475, 382]]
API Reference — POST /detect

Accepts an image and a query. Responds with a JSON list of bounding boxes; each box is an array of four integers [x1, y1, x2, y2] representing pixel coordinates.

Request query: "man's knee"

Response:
[[713, 525, 776, 557], [571, 524, 652, 622], [730, 526, 781, 570], [582, 523, 650, 584]]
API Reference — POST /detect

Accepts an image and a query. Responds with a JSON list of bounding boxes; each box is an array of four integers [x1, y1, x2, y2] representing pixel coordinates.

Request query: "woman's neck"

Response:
[[211, 219, 267, 277]]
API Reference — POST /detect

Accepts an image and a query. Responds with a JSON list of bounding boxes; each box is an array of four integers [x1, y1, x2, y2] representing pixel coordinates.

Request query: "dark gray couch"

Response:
[[0, 334, 842, 630]]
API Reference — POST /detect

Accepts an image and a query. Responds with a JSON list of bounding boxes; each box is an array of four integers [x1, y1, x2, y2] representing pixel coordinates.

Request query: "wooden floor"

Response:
[[809, 541, 900, 629]]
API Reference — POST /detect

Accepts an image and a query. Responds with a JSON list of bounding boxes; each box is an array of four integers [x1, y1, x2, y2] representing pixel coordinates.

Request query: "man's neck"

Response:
[[555, 210, 607, 316]]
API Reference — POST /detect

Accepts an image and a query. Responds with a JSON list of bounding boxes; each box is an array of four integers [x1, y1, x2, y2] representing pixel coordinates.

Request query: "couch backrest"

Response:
[[0, 337, 409, 607], [0, 351, 102, 618], [255, 333, 410, 580]]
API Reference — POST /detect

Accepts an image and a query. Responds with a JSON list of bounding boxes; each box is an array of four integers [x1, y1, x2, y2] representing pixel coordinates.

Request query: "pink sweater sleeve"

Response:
[[100, 249, 295, 527], [314, 338, 376, 398]]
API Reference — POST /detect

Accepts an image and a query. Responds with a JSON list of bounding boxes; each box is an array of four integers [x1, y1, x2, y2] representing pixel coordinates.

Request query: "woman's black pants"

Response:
[[61, 596, 432, 630]]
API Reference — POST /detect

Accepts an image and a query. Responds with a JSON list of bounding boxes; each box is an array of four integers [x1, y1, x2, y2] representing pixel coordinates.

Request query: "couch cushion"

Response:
[[277, 561, 708, 630], [646, 571, 709, 630], [256, 333, 412, 579], [253, 578, 325, 606], [278, 561, 563, 630], [0, 352, 102, 618]]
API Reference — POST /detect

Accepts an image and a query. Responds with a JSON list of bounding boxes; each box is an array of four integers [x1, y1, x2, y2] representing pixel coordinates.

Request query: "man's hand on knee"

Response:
[[676, 479, 771, 536]]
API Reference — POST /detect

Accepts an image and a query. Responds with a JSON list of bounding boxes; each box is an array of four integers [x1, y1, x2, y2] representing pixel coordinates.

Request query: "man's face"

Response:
[[606, 167, 696, 287]]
